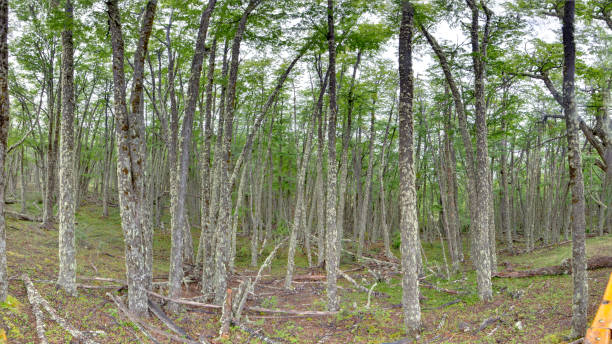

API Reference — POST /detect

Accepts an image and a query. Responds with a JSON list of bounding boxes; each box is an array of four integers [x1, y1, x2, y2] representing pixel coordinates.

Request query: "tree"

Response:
[[398, 0, 421, 332], [561, 0, 588, 337], [57, 0, 76, 295], [325, 0, 340, 313], [168, 0, 216, 313], [106, 0, 157, 317], [0, 0, 8, 303]]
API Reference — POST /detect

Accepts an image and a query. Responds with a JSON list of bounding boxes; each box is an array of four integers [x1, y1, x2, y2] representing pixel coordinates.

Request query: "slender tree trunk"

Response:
[[57, 0, 76, 295], [0, 0, 9, 302], [168, 0, 216, 313], [214, 0, 260, 304], [500, 122, 512, 252], [562, 1, 588, 337], [398, 1, 421, 331], [324, 0, 340, 312], [357, 101, 375, 257], [20, 146, 26, 213], [198, 39, 216, 284], [380, 99, 395, 259]]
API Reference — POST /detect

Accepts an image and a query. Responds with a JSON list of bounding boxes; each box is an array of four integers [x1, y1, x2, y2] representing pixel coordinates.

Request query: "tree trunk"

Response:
[[357, 101, 375, 258], [0, 0, 9, 302], [214, 0, 260, 304], [198, 39, 216, 290], [106, 0, 157, 316], [57, 0, 76, 295], [562, 1, 588, 337], [168, 0, 216, 313], [398, 1, 421, 332]]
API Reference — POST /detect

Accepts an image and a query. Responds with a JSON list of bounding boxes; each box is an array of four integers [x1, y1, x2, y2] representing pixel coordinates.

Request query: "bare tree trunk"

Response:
[[285, 113, 315, 288], [357, 101, 375, 258], [561, 1, 588, 337], [380, 99, 395, 259], [20, 146, 26, 213], [168, 0, 216, 313], [398, 1, 421, 331], [0, 0, 9, 302], [467, 0, 493, 301], [214, 0, 260, 304], [325, 0, 340, 312], [106, 0, 157, 316], [198, 39, 216, 283], [57, 0, 76, 295], [338, 51, 360, 256]]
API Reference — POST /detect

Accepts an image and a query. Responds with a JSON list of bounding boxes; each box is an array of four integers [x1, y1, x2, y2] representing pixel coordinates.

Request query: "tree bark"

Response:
[[168, 0, 216, 313], [214, 0, 261, 304], [398, 0, 421, 332], [561, 1, 588, 337], [106, 0, 157, 316], [0, 0, 8, 302], [57, 0, 76, 295], [325, 0, 340, 312]]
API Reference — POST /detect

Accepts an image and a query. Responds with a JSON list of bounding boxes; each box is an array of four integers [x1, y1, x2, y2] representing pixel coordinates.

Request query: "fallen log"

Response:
[[5, 210, 40, 222], [22, 274, 99, 344], [494, 256, 612, 278], [22, 275, 48, 344], [147, 290, 335, 317]]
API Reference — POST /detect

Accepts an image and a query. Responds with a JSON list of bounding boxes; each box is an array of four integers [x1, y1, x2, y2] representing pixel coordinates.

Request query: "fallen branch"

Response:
[[473, 316, 501, 334], [107, 293, 160, 344], [21, 274, 99, 344], [339, 270, 388, 298], [233, 322, 280, 344], [494, 256, 612, 278], [342, 249, 399, 267], [22, 275, 48, 344], [147, 290, 221, 310], [148, 299, 194, 341], [247, 306, 337, 316], [148, 290, 334, 317], [420, 280, 464, 295]]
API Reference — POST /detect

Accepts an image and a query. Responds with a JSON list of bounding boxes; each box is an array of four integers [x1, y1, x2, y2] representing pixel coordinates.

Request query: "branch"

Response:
[[7, 126, 34, 154]]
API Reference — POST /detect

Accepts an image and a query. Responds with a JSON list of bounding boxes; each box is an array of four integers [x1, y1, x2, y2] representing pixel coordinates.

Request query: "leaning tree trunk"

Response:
[[398, 0, 421, 332], [57, 0, 76, 295], [0, 0, 9, 302]]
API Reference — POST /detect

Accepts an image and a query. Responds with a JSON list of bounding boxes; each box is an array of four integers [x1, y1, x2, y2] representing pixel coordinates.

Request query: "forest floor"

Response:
[[1, 200, 611, 344]]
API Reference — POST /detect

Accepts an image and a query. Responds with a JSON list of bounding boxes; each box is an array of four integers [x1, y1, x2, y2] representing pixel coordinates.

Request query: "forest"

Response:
[[0, 0, 610, 343]]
